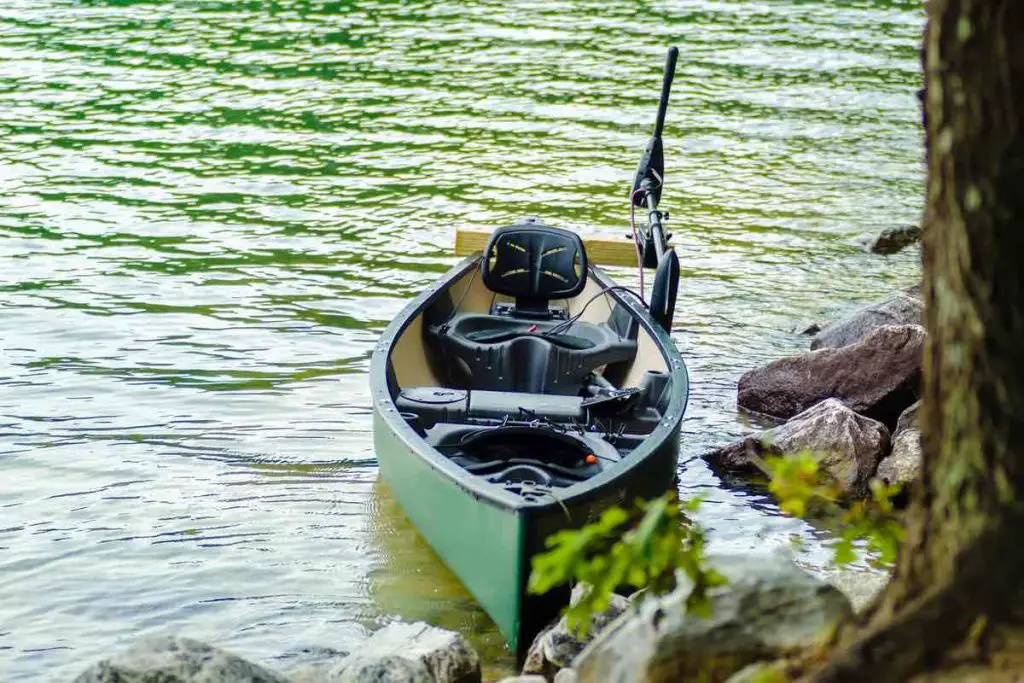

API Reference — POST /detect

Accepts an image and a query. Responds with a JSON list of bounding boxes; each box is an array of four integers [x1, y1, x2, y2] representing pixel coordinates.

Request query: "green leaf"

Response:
[[832, 537, 857, 566], [527, 494, 722, 631]]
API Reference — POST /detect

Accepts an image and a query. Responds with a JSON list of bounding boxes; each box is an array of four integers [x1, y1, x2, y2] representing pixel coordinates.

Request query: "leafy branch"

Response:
[[762, 450, 904, 567], [527, 493, 726, 636]]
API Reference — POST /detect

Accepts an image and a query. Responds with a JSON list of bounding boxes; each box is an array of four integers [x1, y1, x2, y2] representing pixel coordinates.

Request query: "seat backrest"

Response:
[[481, 223, 587, 316]]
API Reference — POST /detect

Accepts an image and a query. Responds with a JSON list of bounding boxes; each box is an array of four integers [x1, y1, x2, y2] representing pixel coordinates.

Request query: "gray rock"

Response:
[[811, 293, 923, 350], [328, 622, 479, 683], [876, 401, 922, 487], [553, 669, 579, 683], [574, 553, 852, 683], [894, 399, 920, 433], [821, 567, 890, 613], [496, 677, 547, 683], [522, 585, 629, 679], [738, 324, 924, 429], [74, 636, 287, 683], [904, 282, 924, 301], [705, 399, 890, 498], [864, 224, 922, 254], [284, 646, 348, 683], [329, 655, 432, 683], [287, 664, 330, 683]]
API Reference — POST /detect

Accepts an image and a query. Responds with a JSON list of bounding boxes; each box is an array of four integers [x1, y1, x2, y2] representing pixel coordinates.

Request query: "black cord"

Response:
[[544, 285, 647, 337]]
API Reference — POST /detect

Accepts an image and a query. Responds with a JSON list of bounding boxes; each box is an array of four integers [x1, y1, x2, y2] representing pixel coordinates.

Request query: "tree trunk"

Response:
[[803, 1, 1024, 680]]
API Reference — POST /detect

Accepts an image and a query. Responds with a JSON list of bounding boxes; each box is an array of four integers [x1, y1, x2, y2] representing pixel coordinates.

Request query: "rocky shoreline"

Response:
[[71, 553, 859, 683], [74, 245, 923, 683], [707, 284, 925, 495], [74, 622, 483, 683], [503, 275, 925, 682]]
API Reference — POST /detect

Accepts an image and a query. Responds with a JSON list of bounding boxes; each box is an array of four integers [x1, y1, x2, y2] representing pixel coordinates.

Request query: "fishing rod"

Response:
[[630, 46, 680, 333]]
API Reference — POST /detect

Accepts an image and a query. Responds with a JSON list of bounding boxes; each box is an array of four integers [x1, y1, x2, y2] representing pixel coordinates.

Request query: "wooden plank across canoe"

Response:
[[455, 228, 642, 268]]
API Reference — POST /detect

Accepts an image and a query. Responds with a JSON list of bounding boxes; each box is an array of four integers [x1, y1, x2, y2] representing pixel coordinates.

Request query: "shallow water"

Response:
[[0, 0, 923, 679]]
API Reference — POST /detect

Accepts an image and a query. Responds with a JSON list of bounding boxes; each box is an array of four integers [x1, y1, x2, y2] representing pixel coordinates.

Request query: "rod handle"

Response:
[[653, 46, 678, 139]]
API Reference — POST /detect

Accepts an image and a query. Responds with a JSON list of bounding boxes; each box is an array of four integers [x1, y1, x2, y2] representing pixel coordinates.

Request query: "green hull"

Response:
[[373, 409, 528, 649], [374, 407, 681, 653]]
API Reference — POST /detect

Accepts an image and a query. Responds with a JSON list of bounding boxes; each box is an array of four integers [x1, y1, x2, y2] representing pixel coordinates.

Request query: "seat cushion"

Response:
[[426, 312, 637, 394]]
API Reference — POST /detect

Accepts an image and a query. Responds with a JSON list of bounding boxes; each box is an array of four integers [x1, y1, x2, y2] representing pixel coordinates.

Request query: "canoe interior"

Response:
[[384, 260, 678, 500], [390, 265, 669, 391]]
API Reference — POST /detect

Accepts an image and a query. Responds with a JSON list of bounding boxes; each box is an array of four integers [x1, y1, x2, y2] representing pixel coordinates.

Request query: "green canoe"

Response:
[[369, 228, 688, 655]]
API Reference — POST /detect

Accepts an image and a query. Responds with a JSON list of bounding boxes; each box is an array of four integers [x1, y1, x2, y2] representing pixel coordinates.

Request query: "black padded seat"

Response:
[[431, 313, 636, 394], [426, 223, 638, 395]]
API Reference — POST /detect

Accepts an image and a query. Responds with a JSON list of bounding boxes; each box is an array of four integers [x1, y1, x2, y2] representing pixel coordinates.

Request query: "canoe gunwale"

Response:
[[370, 253, 690, 513]]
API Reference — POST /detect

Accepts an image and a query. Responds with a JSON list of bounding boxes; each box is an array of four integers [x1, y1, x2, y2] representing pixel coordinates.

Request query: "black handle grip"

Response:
[[652, 46, 678, 139]]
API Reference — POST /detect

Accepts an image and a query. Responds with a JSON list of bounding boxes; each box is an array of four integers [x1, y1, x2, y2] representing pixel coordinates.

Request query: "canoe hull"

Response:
[[373, 408, 527, 648], [374, 406, 680, 653]]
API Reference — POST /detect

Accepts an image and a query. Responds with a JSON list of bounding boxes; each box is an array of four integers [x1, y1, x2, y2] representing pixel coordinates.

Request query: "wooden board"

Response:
[[454, 228, 643, 268]]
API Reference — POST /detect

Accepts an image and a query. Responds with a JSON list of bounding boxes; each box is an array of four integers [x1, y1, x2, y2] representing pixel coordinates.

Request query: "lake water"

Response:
[[0, 0, 923, 680]]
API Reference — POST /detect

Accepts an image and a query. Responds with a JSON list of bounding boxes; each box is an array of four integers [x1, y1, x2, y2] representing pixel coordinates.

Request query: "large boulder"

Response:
[[876, 401, 922, 488], [74, 636, 287, 683], [811, 292, 923, 350], [573, 553, 852, 683], [521, 584, 629, 680], [738, 324, 924, 428], [327, 622, 480, 683], [705, 398, 890, 498]]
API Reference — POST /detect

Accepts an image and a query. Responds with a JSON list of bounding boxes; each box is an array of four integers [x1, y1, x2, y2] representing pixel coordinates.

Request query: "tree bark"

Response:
[[802, 1, 1024, 680]]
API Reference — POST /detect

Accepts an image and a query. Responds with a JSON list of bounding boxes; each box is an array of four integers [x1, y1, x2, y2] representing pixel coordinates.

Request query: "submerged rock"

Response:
[[522, 584, 629, 680], [73, 636, 287, 683], [876, 400, 922, 488], [863, 224, 922, 255], [738, 324, 924, 429], [573, 553, 852, 683], [811, 292, 923, 350], [328, 622, 480, 683], [705, 398, 890, 498]]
